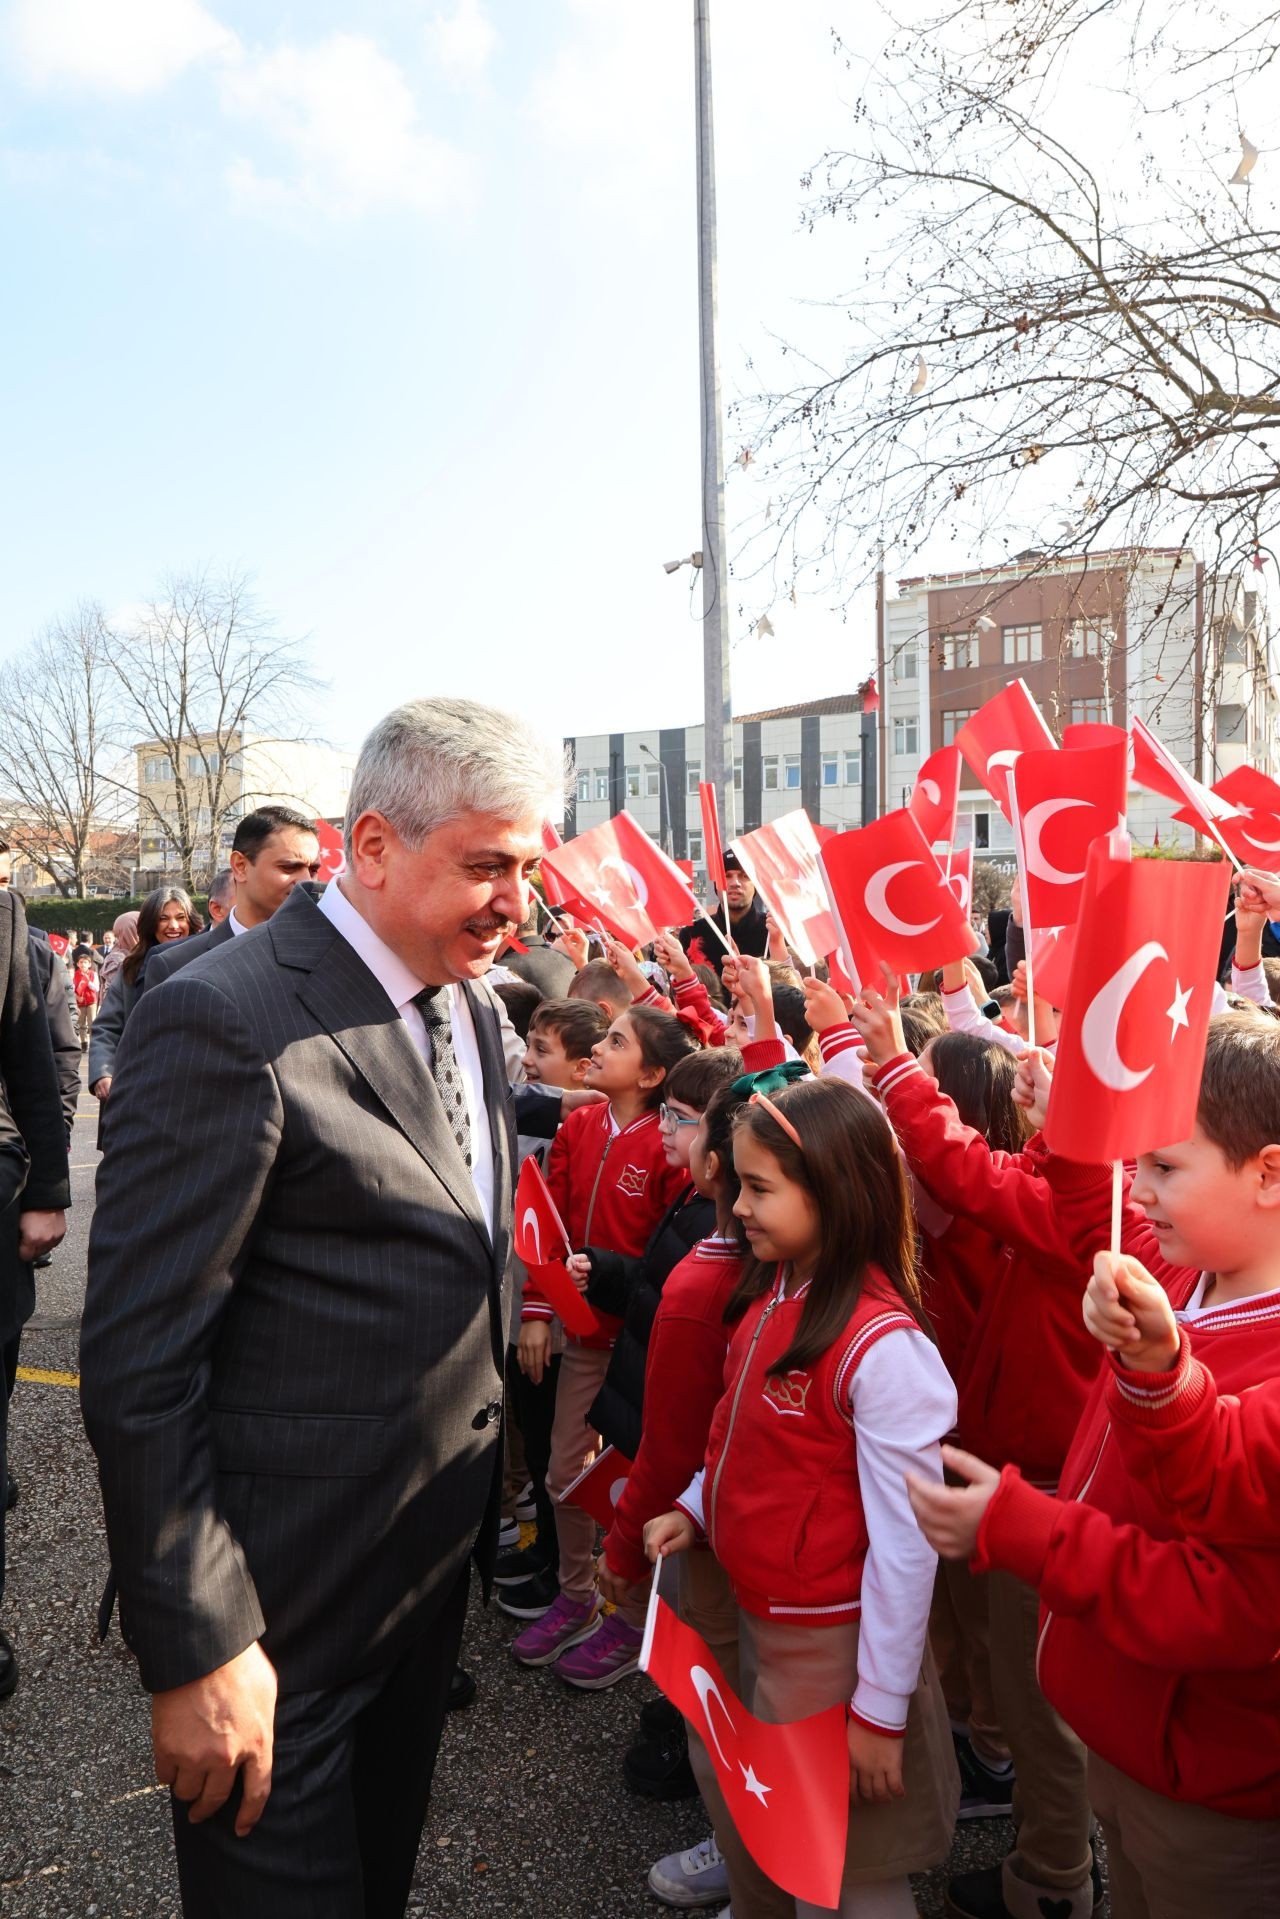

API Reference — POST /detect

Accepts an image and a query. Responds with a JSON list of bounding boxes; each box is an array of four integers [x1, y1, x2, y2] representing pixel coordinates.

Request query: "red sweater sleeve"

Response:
[[875, 1055, 1067, 1257], [1105, 1332, 1280, 1547], [1039, 1153, 1187, 1290], [974, 1465, 1280, 1672], [604, 1299, 727, 1586]]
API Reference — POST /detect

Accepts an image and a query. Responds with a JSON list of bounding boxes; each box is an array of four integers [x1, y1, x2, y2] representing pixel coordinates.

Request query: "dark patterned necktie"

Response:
[[413, 986, 472, 1168]]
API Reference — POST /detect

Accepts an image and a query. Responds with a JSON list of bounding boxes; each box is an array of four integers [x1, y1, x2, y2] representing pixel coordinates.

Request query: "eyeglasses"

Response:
[[659, 1103, 699, 1133]]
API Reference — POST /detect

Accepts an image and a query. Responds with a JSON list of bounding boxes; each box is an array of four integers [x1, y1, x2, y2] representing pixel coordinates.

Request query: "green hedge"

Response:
[[23, 895, 211, 937]]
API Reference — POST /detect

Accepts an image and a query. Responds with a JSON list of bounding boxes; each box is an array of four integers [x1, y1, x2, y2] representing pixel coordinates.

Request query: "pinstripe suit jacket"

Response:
[[80, 884, 515, 1694]]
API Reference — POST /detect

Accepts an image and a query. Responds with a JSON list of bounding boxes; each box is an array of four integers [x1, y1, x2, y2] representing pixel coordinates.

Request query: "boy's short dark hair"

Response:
[[566, 960, 630, 1015], [492, 977, 543, 1041], [527, 997, 608, 1060], [665, 1046, 744, 1112], [1197, 1012, 1280, 1166]]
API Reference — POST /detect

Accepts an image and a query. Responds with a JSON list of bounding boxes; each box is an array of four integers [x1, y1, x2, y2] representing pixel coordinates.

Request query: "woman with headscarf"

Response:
[[97, 910, 139, 996]]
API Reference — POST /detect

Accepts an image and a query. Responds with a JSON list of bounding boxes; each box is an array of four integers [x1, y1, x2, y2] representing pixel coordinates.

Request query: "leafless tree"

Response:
[[0, 604, 135, 897], [107, 569, 320, 889], [738, 0, 1280, 712]]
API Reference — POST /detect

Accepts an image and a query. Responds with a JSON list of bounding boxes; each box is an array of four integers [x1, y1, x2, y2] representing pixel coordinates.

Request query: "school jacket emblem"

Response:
[[763, 1369, 812, 1416], [617, 1162, 650, 1198]]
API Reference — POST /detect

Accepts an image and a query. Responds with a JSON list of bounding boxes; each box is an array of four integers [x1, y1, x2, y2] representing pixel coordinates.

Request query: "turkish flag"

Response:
[[515, 1156, 571, 1266], [1131, 717, 1240, 842], [909, 745, 961, 847], [1011, 741, 1128, 929], [559, 1444, 633, 1529], [314, 818, 346, 883], [540, 813, 699, 947], [47, 932, 68, 956], [956, 680, 1058, 822], [1044, 841, 1231, 1162], [733, 810, 837, 967], [1173, 765, 1280, 864], [945, 843, 975, 919], [641, 1589, 850, 1909], [700, 783, 728, 893], [1031, 923, 1077, 1011], [820, 809, 979, 972], [1063, 721, 1129, 756]]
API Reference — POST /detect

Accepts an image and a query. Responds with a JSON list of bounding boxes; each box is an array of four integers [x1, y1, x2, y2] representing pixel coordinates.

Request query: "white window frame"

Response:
[[892, 717, 919, 756]]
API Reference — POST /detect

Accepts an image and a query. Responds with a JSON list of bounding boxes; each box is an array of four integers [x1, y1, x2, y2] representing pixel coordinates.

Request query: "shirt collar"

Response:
[[227, 907, 250, 937], [318, 880, 429, 1013]]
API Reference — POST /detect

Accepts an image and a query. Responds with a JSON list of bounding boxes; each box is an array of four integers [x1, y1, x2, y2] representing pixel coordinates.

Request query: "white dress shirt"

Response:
[[227, 907, 250, 936], [318, 882, 495, 1237]]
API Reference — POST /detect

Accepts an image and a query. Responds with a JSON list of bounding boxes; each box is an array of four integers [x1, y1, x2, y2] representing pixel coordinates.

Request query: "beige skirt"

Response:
[[738, 1610, 960, 1890]]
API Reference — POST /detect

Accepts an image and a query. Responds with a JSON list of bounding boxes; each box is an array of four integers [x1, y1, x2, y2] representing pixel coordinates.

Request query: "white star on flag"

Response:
[[740, 1761, 772, 1806], [1166, 980, 1192, 1037]]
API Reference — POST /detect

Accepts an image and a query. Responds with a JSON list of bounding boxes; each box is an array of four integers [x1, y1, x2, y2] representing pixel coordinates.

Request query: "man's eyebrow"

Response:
[[465, 846, 538, 864]]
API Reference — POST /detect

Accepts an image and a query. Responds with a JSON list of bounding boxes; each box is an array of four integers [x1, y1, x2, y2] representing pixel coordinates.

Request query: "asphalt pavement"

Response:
[[0, 1064, 1038, 1918]]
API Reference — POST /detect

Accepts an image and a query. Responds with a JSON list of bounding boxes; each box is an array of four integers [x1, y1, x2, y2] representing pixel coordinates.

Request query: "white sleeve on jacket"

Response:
[[848, 1328, 956, 1731], [1231, 960, 1273, 1008], [942, 986, 1028, 1057]]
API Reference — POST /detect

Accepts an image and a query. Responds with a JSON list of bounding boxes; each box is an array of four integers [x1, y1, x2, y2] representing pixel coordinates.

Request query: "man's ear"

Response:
[[1255, 1143, 1280, 1206]]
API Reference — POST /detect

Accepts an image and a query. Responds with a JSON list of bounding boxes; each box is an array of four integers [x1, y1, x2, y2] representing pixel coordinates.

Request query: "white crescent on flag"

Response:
[[520, 1208, 543, 1263], [691, 1665, 738, 1769], [987, 748, 1022, 778], [1022, 796, 1092, 886], [599, 857, 648, 910], [608, 1476, 628, 1507], [949, 868, 970, 913], [918, 777, 941, 806], [1241, 820, 1280, 853], [1080, 941, 1166, 1093], [864, 860, 942, 939]]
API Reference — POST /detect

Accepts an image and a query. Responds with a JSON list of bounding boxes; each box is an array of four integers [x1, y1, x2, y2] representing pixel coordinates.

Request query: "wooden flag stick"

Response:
[[698, 906, 737, 957], [1008, 770, 1037, 1051], [1110, 1157, 1124, 1258]]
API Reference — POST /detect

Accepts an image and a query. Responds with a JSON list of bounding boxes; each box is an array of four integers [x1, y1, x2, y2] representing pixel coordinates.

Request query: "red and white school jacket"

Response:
[[522, 1103, 687, 1350], [686, 1264, 955, 1734], [976, 1274, 1280, 1819]]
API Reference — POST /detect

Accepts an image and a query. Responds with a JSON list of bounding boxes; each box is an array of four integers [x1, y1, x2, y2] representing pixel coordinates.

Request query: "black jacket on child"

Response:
[[585, 1187, 715, 1460]]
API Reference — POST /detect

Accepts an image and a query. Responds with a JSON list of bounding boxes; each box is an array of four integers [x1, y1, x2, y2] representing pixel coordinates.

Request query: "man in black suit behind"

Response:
[[144, 806, 321, 992], [80, 699, 562, 1917]]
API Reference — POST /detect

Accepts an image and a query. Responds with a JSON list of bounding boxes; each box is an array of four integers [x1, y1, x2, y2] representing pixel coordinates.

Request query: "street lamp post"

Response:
[[639, 743, 673, 854], [695, 0, 733, 841]]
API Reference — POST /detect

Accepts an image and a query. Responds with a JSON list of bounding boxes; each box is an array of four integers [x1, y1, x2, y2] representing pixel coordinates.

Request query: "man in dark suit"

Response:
[[145, 806, 321, 992], [80, 698, 561, 1916]]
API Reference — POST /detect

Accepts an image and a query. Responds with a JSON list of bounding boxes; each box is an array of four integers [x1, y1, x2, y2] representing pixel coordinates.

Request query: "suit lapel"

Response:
[[296, 934, 491, 1253], [465, 982, 514, 1286]]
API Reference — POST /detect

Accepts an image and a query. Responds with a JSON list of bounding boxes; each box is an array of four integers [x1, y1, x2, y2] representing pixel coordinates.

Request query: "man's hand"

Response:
[[905, 1446, 1001, 1560], [847, 1720, 906, 1804], [559, 1088, 606, 1115], [92, 1076, 112, 1101], [1012, 1047, 1054, 1133], [152, 1641, 277, 1837], [1084, 1251, 1179, 1372], [18, 1209, 65, 1263], [803, 975, 852, 1035], [849, 964, 906, 1067], [517, 1319, 552, 1385]]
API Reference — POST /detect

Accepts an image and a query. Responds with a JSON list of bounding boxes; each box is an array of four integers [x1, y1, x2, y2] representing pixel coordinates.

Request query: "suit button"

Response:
[[486, 1399, 501, 1425]]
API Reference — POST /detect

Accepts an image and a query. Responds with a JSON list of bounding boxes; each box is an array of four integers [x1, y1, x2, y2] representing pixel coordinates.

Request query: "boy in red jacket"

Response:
[[909, 1012, 1280, 1919]]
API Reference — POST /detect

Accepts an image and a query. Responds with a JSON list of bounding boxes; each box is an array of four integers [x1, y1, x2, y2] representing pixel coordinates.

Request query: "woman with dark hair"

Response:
[[89, 887, 203, 1108]]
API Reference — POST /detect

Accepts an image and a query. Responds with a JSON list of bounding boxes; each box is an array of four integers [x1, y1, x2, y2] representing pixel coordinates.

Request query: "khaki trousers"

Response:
[[929, 1557, 1008, 1763], [988, 1571, 1092, 1891], [545, 1344, 645, 1626], [677, 1552, 795, 1919], [1089, 1751, 1280, 1919]]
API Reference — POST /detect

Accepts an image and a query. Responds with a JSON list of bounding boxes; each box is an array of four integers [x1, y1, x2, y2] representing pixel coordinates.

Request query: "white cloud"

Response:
[[7, 0, 237, 94], [426, 0, 498, 84], [219, 34, 469, 217]]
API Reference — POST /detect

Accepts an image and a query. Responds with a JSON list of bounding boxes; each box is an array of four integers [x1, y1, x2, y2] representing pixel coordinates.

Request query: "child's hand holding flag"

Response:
[[1012, 1047, 1054, 1132], [1083, 1252, 1180, 1373]]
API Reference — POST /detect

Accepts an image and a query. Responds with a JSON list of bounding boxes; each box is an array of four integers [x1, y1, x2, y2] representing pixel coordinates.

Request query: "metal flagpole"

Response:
[[695, 0, 734, 841]]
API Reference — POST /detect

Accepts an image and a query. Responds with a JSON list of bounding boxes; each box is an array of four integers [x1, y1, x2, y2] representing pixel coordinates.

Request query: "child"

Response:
[[499, 999, 609, 1621], [513, 1003, 697, 1683], [909, 1011, 1280, 1919], [73, 952, 99, 1050], [646, 1076, 960, 1919], [850, 970, 1101, 1919]]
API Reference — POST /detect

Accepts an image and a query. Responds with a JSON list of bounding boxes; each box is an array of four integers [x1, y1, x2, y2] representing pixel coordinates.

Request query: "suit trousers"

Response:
[[171, 1566, 469, 1919], [507, 1345, 561, 1571], [0, 1330, 18, 1606]]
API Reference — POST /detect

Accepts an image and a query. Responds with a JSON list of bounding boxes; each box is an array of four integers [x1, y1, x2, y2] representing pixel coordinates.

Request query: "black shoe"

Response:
[[447, 1666, 477, 1712], [494, 1569, 559, 1620], [0, 1629, 17, 1701], [493, 1542, 551, 1588], [3, 1475, 16, 1513], [32, 1252, 51, 1270], [623, 1721, 698, 1801], [945, 1853, 1101, 1919], [639, 1693, 682, 1740], [954, 1729, 1015, 1820]]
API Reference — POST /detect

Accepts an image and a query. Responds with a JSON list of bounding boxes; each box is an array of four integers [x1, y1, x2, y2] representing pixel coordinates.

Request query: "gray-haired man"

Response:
[[81, 698, 562, 1917]]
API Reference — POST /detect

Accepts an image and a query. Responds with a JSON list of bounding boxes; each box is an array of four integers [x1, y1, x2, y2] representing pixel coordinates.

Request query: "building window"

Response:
[[688, 832, 703, 863], [941, 708, 976, 746], [644, 760, 660, 797], [1221, 633, 1249, 665], [733, 758, 743, 791], [185, 750, 221, 776], [144, 756, 173, 784], [821, 752, 838, 786], [1070, 698, 1110, 726], [1068, 622, 1109, 659], [1002, 623, 1043, 664], [762, 755, 779, 790], [892, 646, 918, 681], [575, 770, 590, 804], [892, 717, 919, 756], [844, 748, 862, 785], [973, 812, 990, 850], [938, 632, 978, 670], [594, 769, 608, 801], [625, 764, 641, 799], [1216, 703, 1248, 745], [686, 760, 702, 796], [784, 754, 801, 790]]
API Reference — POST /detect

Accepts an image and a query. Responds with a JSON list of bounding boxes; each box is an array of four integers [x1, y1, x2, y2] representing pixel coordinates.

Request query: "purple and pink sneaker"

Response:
[[510, 1591, 600, 1667], [554, 1611, 643, 1690]]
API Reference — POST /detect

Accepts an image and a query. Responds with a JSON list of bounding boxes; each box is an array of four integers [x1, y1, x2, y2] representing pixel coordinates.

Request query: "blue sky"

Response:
[[0, 0, 875, 756]]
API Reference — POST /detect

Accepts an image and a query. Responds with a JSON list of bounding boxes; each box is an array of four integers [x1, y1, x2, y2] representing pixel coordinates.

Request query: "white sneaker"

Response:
[[647, 1834, 729, 1909], [497, 1516, 520, 1550], [514, 1480, 537, 1522]]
